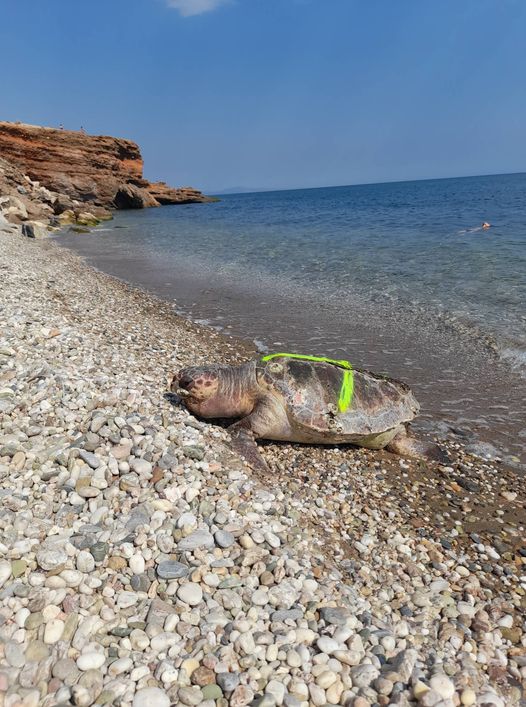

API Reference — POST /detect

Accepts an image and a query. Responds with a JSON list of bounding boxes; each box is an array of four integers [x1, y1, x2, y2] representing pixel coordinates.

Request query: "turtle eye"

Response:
[[268, 361, 284, 374]]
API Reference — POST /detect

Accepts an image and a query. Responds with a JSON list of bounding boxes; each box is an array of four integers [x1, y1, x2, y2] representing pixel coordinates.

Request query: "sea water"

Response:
[[58, 173, 526, 465]]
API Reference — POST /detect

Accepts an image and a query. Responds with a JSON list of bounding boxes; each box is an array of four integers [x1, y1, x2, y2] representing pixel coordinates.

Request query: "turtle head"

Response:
[[171, 362, 257, 419]]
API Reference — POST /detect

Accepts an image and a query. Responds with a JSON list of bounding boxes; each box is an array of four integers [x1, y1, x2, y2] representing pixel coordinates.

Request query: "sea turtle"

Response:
[[171, 353, 447, 471]]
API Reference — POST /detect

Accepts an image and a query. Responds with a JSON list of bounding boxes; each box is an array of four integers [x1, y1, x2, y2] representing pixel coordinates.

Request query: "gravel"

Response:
[[0, 226, 524, 706]]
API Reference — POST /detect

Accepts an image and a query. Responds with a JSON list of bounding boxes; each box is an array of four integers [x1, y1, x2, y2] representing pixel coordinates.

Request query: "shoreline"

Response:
[[0, 229, 525, 706], [55, 205, 526, 470]]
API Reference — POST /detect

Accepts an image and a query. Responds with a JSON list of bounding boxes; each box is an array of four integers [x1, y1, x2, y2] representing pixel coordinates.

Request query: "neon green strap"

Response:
[[261, 352, 354, 413]]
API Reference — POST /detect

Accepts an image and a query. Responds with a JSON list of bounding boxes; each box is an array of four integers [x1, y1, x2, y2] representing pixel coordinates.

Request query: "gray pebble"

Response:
[[78, 449, 101, 469], [217, 672, 240, 693], [177, 528, 214, 552], [214, 529, 235, 548], [90, 542, 109, 562], [156, 560, 189, 580], [319, 606, 350, 626]]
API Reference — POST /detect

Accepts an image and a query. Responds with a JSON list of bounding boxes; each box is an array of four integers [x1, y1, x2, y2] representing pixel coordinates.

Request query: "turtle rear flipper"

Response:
[[386, 429, 451, 464]]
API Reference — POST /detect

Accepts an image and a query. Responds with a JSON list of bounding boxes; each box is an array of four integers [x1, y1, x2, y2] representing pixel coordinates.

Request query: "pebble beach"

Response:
[[0, 227, 525, 707]]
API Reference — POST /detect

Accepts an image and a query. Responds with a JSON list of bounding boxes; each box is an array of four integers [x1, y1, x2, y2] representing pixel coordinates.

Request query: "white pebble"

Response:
[[133, 687, 170, 707], [129, 555, 146, 575], [251, 589, 268, 606], [77, 652, 106, 670], [76, 551, 95, 573], [0, 561, 11, 588], [44, 618, 64, 644], [429, 674, 455, 699], [498, 614, 513, 628], [109, 656, 133, 676], [316, 636, 339, 655], [177, 583, 203, 606]]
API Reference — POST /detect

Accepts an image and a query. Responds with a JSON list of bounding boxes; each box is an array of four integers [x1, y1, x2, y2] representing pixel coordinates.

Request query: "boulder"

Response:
[[57, 210, 77, 225], [22, 221, 50, 239], [81, 205, 113, 221], [76, 212, 100, 227], [26, 200, 53, 222], [0, 211, 16, 234], [113, 184, 159, 209], [3, 196, 28, 223], [53, 194, 76, 215]]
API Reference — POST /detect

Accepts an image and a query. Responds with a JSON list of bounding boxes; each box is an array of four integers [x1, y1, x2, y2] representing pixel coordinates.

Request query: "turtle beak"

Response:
[[172, 371, 195, 398]]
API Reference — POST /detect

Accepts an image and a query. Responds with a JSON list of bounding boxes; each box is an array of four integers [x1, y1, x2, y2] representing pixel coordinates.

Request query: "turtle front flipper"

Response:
[[386, 427, 451, 464], [227, 418, 269, 474]]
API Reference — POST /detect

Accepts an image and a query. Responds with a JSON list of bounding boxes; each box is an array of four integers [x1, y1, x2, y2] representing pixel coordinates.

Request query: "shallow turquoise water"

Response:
[[59, 173, 526, 464]]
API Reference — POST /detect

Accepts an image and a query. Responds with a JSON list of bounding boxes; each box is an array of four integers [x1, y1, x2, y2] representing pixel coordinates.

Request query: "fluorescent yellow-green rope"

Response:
[[261, 353, 354, 413]]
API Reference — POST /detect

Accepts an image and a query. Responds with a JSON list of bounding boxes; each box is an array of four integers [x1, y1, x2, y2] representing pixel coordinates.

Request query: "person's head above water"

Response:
[[482, 222, 491, 229]]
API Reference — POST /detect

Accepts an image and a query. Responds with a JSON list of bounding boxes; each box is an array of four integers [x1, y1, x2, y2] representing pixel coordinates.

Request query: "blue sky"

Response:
[[1, 0, 525, 192]]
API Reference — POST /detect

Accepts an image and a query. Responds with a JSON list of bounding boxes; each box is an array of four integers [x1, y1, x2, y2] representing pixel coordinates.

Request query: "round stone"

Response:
[[108, 656, 133, 676], [36, 546, 67, 571], [316, 671, 337, 689], [178, 686, 203, 705], [131, 574, 150, 592], [156, 560, 189, 580], [90, 542, 109, 562], [129, 555, 145, 575], [11, 559, 26, 578], [0, 561, 12, 588], [78, 669, 104, 695], [177, 528, 214, 552], [25, 641, 50, 662], [177, 583, 203, 606], [5, 642, 25, 667], [44, 618, 65, 644], [77, 652, 106, 671], [287, 649, 302, 668], [130, 458, 152, 475], [350, 664, 380, 688], [266, 679, 286, 703], [429, 674, 455, 700], [319, 607, 350, 626], [251, 589, 268, 606], [217, 672, 240, 693], [460, 688, 476, 706], [214, 530, 235, 548], [52, 658, 79, 682], [202, 684, 222, 701], [78, 449, 101, 468], [133, 687, 171, 707], [191, 666, 215, 686], [76, 551, 95, 573], [264, 532, 280, 548], [316, 636, 339, 654]]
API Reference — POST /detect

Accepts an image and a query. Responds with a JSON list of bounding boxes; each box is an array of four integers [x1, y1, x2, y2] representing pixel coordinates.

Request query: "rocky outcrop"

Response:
[[0, 121, 211, 210], [0, 156, 55, 225], [147, 182, 217, 205], [0, 155, 111, 237]]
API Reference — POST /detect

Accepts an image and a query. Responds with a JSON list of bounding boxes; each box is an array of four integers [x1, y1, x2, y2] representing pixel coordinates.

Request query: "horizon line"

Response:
[[209, 170, 526, 197]]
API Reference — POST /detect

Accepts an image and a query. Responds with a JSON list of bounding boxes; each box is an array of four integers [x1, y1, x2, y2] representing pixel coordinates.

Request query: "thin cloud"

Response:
[[166, 0, 230, 16]]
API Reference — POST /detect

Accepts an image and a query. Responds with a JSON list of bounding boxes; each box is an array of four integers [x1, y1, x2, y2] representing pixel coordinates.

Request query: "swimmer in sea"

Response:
[[457, 222, 492, 234]]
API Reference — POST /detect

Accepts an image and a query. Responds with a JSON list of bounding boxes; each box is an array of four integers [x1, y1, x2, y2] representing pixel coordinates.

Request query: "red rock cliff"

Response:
[[0, 121, 210, 209]]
